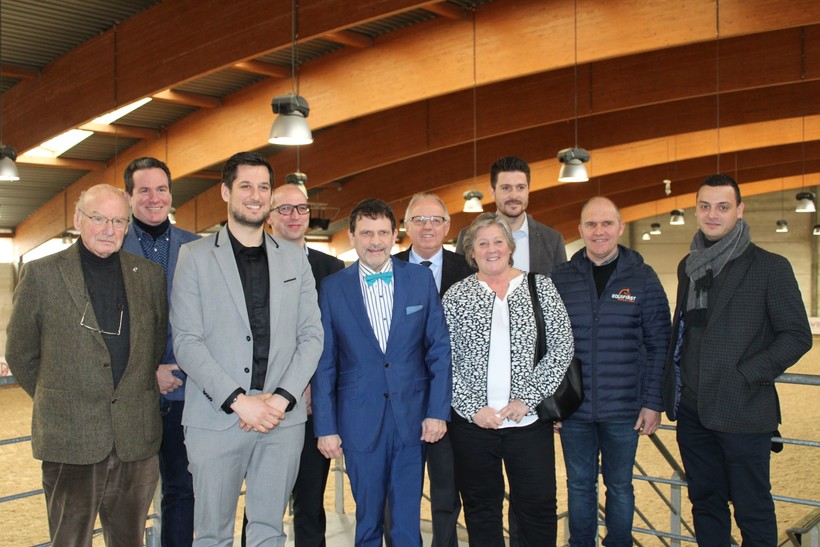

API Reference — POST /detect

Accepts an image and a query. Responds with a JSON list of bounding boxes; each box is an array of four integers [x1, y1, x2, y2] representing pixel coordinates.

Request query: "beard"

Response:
[[229, 204, 267, 228]]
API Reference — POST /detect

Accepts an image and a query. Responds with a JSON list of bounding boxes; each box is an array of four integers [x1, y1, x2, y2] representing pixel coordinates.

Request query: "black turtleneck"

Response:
[[133, 216, 170, 240], [78, 240, 131, 388]]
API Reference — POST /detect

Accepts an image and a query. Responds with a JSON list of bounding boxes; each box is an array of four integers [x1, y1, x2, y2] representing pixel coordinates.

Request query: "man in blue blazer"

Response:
[[311, 198, 452, 547], [122, 157, 199, 547]]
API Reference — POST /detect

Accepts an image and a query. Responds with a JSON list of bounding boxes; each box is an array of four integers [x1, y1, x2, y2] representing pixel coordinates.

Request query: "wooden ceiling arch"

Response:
[[10, 0, 820, 257]]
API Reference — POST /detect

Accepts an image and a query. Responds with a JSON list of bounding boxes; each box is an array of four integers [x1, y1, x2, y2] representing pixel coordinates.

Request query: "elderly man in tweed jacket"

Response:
[[6, 184, 167, 547]]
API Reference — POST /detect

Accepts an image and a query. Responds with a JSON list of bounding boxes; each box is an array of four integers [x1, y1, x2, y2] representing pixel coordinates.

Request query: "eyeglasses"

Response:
[[272, 204, 311, 215], [78, 209, 129, 230], [80, 301, 123, 336], [409, 215, 447, 227]]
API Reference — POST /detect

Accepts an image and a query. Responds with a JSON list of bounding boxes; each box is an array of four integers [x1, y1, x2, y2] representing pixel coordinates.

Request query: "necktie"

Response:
[[365, 271, 393, 286], [420, 261, 432, 268]]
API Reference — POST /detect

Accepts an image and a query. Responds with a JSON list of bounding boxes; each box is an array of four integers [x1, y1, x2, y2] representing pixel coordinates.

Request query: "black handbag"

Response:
[[527, 272, 584, 422]]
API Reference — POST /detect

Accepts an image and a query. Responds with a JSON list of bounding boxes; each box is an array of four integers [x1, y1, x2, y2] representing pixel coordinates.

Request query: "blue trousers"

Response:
[[559, 419, 639, 547], [676, 403, 776, 547], [345, 405, 425, 547], [158, 399, 194, 547]]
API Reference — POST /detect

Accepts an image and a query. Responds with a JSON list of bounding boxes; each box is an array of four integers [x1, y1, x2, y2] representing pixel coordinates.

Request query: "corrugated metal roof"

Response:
[[350, 9, 438, 37], [61, 134, 140, 162], [172, 177, 219, 208], [175, 68, 267, 98], [257, 38, 345, 66], [116, 101, 197, 130], [0, 0, 160, 68], [0, 164, 87, 228]]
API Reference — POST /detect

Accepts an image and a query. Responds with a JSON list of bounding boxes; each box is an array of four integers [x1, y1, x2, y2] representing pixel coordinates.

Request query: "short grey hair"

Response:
[[462, 212, 516, 270], [76, 184, 130, 215], [404, 193, 450, 226]]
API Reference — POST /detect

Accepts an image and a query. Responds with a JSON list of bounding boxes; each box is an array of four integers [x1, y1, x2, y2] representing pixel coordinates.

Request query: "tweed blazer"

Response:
[[662, 243, 811, 433], [5, 244, 167, 464], [455, 214, 567, 275]]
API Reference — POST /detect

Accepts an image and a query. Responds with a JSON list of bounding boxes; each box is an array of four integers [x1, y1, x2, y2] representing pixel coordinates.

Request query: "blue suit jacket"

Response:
[[123, 222, 199, 400], [311, 258, 452, 452]]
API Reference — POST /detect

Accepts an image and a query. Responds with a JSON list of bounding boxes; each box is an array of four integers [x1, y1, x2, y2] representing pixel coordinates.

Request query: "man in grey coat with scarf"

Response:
[[662, 174, 811, 546]]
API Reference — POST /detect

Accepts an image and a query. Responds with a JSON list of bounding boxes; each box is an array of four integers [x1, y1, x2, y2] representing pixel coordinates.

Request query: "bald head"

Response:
[[268, 184, 310, 244], [578, 196, 624, 265]]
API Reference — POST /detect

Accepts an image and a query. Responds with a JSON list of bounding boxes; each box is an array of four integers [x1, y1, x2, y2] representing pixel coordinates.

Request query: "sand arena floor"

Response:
[[1, 346, 818, 546]]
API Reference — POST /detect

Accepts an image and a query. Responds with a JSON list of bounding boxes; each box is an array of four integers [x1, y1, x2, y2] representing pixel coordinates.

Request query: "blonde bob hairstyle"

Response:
[[462, 212, 516, 270]]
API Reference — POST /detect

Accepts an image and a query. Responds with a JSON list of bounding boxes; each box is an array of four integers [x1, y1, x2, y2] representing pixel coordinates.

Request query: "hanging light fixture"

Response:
[[463, 8, 483, 214], [269, 0, 313, 146], [0, 145, 20, 181], [0, 1, 20, 182], [557, 0, 589, 183], [641, 232, 651, 241], [775, 178, 788, 233], [649, 222, 662, 235], [168, 207, 177, 225], [670, 209, 685, 225], [813, 225, 820, 236], [776, 219, 789, 233], [795, 191, 816, 213], [463, 190, 484, 213]]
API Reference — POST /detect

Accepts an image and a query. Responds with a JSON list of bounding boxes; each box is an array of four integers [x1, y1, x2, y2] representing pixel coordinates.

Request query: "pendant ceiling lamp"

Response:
[[558, 0, 589, 183], [669, 209, 685, 226], [269, 0, 313, 146]]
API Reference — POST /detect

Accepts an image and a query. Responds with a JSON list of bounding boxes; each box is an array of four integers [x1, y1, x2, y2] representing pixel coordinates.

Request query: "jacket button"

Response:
[[103, 363, 110, 368], [384, 393, 389, 399], [111, 398, 117, 404], [244, 367, 250, 373], [246, 336, 251, 341], [384, 362, 390, 368]]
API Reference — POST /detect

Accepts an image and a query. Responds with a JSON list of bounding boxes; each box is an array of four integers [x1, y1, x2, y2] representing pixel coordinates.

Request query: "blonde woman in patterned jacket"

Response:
[[442, 212, 574, 547]]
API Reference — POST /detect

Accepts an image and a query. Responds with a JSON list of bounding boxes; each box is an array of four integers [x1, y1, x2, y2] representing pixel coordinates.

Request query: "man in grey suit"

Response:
[[662, 174, 811, 546], [6, 184, 167, 545], [122, 156, 199, 547], [456, 155, 566, 274], [171, 152, 323, 546]]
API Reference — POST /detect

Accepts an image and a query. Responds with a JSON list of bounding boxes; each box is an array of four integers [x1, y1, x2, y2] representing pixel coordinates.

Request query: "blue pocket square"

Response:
[[406, 305, 423, 315]]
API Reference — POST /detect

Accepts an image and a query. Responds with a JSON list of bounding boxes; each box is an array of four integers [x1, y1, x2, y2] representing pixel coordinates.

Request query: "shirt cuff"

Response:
[[221, 387, 246, 414], [273, 388, 296, 412]]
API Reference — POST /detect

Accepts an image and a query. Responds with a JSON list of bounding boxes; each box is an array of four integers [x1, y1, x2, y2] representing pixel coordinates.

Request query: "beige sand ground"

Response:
[[1, 346, 817, 546]]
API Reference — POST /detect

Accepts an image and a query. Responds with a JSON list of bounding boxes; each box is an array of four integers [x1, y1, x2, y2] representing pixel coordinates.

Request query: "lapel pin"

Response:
[[133, 267, 138, 272]]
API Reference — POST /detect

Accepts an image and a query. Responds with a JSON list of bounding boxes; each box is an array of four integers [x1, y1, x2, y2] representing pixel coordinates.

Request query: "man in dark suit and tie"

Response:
[[456, 155, 566, 275], [312, 198, 452, 547], [662, 174, 811, 546], [122, 157, 199, 547], [393, 192, 472, 547], [6, 184, 167, 545]]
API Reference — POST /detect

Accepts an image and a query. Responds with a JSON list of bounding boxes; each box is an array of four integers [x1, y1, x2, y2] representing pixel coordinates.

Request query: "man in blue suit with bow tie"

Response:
[[311, 198, 452, 547]]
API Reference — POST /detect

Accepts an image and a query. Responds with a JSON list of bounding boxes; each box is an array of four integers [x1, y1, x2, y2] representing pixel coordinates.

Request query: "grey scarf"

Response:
[[685, 218, 751, 315]]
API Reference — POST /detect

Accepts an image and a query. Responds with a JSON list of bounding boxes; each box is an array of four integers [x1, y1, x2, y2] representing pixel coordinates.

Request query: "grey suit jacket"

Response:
[[455, 214, 567, 275], [6, 244, 167, 464], [170, 227, 323, 431], [662, 243, 811, 433]]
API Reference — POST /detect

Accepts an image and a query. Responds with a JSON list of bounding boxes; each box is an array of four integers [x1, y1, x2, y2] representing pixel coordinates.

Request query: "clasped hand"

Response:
[[235, 393, 288, 433]]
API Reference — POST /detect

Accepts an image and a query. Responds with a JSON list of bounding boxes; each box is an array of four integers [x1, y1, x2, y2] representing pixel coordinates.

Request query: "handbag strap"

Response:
[[527, 272, 547, 367]]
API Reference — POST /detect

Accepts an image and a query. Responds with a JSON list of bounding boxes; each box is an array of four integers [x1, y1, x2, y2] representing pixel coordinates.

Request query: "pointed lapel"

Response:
[[265, 233, 282, 339], [386, 258, 408, 348], [212, 227, 251, 331], [58, 245, 108, 351], [341, 262, 384, 354]]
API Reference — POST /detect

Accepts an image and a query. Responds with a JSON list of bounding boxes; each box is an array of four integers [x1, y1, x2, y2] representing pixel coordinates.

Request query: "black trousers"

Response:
[[676, 403, 776, 547], [449, 412, 557, 547]]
